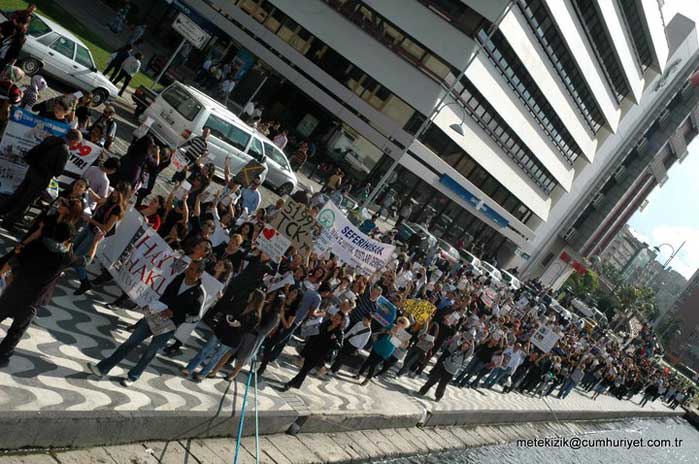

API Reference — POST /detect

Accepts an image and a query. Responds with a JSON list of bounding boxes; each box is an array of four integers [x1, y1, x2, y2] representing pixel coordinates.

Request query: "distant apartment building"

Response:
[[600, 224, 647, 273], [664, 269, 699, 371]]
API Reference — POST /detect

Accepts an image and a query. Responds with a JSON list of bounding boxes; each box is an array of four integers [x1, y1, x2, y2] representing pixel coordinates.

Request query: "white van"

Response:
[[143, 82, 269, 182]]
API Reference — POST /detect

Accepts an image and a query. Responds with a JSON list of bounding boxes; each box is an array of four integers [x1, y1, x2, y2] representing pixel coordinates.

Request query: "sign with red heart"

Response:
[[255, 224, 291, 261], [262, 227, 276, 240]]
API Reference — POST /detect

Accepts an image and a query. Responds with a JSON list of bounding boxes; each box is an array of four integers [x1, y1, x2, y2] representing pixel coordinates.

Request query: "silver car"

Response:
[[4, 11, 119, 105]]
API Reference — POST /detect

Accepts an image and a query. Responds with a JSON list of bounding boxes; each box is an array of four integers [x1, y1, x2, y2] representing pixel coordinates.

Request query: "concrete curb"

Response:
[[0, 409, 298, 450]]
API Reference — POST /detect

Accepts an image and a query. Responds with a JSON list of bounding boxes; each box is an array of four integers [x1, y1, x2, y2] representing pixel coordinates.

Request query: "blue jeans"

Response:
[[96, 319, 174, 381], [72, 225, 96, 281], [455, 357, 486, 387], [483, 366, 510, 389], [558, 378, 578, 399], [185, 334, 230, 377]]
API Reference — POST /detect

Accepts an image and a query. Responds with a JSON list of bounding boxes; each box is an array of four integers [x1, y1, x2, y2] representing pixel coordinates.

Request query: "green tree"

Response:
[[565, 271, 600, 300]]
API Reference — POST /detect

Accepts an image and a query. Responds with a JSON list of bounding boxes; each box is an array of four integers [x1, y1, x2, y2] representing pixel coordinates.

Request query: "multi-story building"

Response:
[[600, 224, 646, 273], [651, 266, 687, 315], [138, 0, 696, 281], [664, 269, 699, 371]]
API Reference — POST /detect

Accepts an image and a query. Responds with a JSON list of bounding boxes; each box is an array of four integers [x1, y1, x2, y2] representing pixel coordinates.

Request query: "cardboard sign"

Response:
[[254, 224, 291, 261], [234, 159, 265, 187], [270, 198, 318, 254], [481, 287, 498, 308], [263, 272, 296, 293], [531, 325, 561, 353]]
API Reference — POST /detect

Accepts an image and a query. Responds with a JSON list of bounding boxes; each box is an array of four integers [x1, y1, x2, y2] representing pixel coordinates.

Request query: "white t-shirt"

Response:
[[83, 166, 109, 211]]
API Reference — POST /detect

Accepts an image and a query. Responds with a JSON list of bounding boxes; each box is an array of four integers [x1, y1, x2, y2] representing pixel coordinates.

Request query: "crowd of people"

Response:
[[0, 5, 694, 411]]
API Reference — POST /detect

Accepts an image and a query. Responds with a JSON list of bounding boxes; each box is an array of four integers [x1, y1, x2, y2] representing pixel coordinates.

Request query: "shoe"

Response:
[[74, 280, 92, 296], [91, 273, 112, 286], [87, 362, 104, 379], [192, 373, 203, 383], [180, 369, 191, 378], [164, 346, 181, 357], [120, 378, 134, 387], [280, 383, 291, 392], [361, 378, 370, 386]]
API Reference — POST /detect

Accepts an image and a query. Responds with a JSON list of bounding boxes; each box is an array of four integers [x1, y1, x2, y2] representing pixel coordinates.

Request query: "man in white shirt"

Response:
[[83, 157, 120, 212], [483, 343, 524, 390], [112, 52, 142, 96], [330, 314, 372, 374], [219, 76, 237, 106]]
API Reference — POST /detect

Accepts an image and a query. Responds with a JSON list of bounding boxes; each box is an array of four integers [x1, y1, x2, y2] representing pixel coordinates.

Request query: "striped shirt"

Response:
[[350, 287, 378, 326], [180, 135, 208, 161]]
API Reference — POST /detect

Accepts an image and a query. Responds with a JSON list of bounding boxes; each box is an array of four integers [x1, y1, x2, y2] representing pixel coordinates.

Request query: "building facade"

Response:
[[664, 269, 699, 371], [600, 224, 647, 273], [154, 0, 695, 277]]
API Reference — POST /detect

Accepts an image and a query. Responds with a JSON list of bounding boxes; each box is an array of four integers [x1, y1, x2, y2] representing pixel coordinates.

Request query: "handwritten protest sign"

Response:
[[96, 211, 222, 308], [315, 201, 395, 275], [255, 224, 291, 261], [270, 198, 318, 254], [531, 325, 561, 353]]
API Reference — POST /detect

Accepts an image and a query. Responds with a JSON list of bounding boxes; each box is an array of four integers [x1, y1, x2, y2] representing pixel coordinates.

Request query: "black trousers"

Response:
[[112, 70, 133, 96], [0, 283, 39, 361], [330, 343, 359, 373], [419, 362, 453, 401], [104, 59, 124, 79], [0, 169, 48, 226], [286, 356, 320, 389], [358, 350, 385, 380]]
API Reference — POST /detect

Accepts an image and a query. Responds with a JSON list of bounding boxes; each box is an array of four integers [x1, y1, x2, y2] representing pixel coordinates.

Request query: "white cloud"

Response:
[[648, 224, 699, 279]]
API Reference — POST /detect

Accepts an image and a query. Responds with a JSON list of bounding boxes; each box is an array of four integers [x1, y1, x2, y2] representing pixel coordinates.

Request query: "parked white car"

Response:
[[144, 82, 298, 194], [499, 269, 521, 291], [479, 262, 502, 284], [3, 11, 119, 105]]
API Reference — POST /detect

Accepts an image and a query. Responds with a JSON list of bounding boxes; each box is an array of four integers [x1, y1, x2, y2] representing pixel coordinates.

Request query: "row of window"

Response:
[[415, 0, 491, 38], [229, 0, 418, 128], [223, 0, 553, 202], [477, 29, 583, 166], [419, 123, 534, 224], [571, 0, 630, 103], [322, 0, 454, 82], [517, 0, 606, 134], [617, 0, 653, 73], [456, 77, 558, 194]]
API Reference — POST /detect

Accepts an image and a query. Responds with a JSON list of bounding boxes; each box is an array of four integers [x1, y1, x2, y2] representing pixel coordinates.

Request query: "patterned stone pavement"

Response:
[[0, 227, 680, 449]]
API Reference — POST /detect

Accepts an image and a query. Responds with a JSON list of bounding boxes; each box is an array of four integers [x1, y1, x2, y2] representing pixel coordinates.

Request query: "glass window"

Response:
[[263, 142, 291, 171], [75, 45, 94, 69], [37, 32, 59, 46], [382, 95, 414, 127], [248, 137, 265, 161], [27, 16, 52, 38], [49, 36, 75, 59], [204, 115, 252, 151], [162, 84, 203, 121]]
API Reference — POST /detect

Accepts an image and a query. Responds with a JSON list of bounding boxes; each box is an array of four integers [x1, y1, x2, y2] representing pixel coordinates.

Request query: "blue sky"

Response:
[[625, 1, 699, 280], [628, 140, 699, 279]]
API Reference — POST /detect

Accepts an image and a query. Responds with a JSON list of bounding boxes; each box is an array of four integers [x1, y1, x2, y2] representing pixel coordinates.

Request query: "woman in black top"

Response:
[[281, 312, 345, 391]]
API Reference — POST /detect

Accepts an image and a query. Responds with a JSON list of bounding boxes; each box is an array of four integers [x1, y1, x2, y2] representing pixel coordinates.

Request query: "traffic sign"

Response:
[[172, 12, 210, 49]]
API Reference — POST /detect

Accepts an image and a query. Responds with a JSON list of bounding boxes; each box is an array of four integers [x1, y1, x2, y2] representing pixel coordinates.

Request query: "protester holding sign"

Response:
[[0, 128, 82, 229], [88, 260, 206, 387], [0, 222, 74, 367]]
